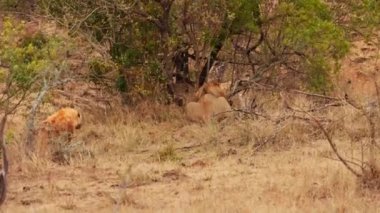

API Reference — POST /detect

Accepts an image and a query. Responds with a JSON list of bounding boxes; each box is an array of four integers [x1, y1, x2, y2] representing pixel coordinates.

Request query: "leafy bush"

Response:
[[88, 58, 114, 85], [37, 0, 379, 96], [277, 0, 349, 92], [0, 16, 68, 111]]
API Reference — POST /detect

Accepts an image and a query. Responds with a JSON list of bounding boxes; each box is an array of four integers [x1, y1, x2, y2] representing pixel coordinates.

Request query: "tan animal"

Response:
[[185, 94, 232, 123], [219, 81, 231, 95], [42, 107, 82, 135], [194, 80, 227, 100], [36, 107, 82, 155]]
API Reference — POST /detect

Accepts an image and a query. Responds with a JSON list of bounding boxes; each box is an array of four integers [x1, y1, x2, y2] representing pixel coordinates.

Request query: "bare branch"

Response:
[[345, 95, 380, 153], [282, 95, 362, 177], [246, 31, 264, 54], [288, 89, 342, 101], [69, 7, 101, 34], [321, 156, 364, 169], [132, 10, 164, 31]]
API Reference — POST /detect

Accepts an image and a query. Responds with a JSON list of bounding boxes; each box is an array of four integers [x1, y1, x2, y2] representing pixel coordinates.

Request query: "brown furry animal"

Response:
[[36, 107, 82, 156], [194, 80, 226, 100], [202, 94, 232, 121], [185, 94, 232, 123], [219, 81, 231, 95], [185, 101, 209, 123], [42, 107, 82, 134]]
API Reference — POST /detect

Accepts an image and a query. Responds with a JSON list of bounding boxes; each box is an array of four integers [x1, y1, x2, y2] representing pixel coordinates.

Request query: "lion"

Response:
[[185, 101, 209, 123], [185, 94, 232, 123], [42, 107, 82, 135], [219, 81, 231, 95], [194, 80, 227, 100], [36, 107, 82, 156], [202, 94, 232, 121]]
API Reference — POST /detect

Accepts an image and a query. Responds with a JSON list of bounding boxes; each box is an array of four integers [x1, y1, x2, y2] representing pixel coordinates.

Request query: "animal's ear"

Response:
[[194, 84, 205, 99]]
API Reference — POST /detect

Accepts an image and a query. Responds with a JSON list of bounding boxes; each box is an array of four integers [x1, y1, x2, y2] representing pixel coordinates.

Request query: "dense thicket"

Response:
[[1, 0, 380, 101]]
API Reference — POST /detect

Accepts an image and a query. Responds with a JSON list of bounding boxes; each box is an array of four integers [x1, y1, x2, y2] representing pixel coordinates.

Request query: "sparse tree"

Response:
[[0, 17, 69, 205]]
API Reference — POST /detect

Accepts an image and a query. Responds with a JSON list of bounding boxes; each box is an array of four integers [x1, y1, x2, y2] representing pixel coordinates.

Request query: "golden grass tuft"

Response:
[[156, 144, 181, 162]]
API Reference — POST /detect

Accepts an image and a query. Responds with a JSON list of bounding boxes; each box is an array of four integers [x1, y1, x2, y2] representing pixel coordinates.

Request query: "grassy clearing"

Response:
[[3, 95, 380, 212]]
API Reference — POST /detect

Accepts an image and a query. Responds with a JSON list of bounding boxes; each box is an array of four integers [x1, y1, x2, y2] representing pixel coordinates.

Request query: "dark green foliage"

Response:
[[21, 32, 47, 49], [146, 61, 167, 85], [0, 17, 68, 114], [18, 0, 380, 96], [88, 59, 113, 85], [351, 0, 380, 37], [229, 0, 261, 32], [0, 0, 21, 9], [115, 75, 127, 93], [266, 0, 350, 92], [306, 57, 333, 92], [110, 44, 143, 69], [0, 18, 61, 91]]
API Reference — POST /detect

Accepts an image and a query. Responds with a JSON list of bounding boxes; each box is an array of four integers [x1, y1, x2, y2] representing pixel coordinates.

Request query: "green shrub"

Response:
[[0, 16, 69, 109]]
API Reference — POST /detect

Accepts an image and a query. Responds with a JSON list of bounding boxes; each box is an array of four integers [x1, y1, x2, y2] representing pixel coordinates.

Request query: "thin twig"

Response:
[[175, 143, 202, 151], [345, 95, 380, 155], [69, 7, 100, 34], [283, 97, 362, 177], [305, 102, 346, 113], [321, 156, 364, 169], [288, 89, 342, 101]]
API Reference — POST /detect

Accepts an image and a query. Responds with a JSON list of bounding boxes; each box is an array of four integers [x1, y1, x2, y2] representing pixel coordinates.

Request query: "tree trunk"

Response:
[[198, 20, 230, 87], [156, 1, 179, 100], [25, 84, 49, 153], [198, 0, 262, 87], [0, 115, 8, 206], [173, 48, 194, 86]]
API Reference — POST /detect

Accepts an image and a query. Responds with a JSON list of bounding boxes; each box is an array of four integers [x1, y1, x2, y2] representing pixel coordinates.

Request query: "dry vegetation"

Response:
[[4, 82, 380, 212], [1, 8, 380, 213]]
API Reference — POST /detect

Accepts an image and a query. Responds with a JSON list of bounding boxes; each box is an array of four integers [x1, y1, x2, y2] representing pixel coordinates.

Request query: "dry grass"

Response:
[[2, 15, 380, 213], [2, 95, 380, 212], [2, 27, 380, 211]]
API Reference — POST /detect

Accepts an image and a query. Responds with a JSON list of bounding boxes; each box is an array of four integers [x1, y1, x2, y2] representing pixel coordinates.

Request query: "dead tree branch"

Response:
[[310, 113, 362, 177], [321, 155, 364, 169], [283, 96, 362, 178], [344, 94, 380, 156], [25, 67, 63, 154], [289, 89, 342, 101]]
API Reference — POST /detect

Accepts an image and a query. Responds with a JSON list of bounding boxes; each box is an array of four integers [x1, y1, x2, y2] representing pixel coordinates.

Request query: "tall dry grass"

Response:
[[3, 91, 380, 212]]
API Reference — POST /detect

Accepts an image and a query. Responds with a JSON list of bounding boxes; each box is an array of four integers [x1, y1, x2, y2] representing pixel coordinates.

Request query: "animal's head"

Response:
[[62, 107, 82, 130], [43, 107, 83, 131], [194, 80, 226, 100], [205, 81, 226, 97]]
